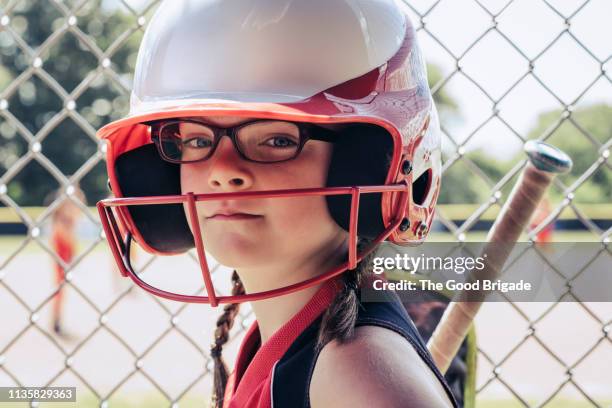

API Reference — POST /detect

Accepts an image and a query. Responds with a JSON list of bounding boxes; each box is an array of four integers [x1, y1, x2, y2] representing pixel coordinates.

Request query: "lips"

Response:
[[206, 213, 262, 220], [205, 206, 263, 220], [203, 200, 263, 221]]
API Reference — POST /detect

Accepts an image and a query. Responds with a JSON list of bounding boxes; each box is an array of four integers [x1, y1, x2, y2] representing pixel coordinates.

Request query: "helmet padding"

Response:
[[325, 123, 393, 239], [115, 144, 194, 252]]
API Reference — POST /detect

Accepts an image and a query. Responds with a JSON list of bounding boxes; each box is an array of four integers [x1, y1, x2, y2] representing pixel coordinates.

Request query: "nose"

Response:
[[206, 137, 254, 190]]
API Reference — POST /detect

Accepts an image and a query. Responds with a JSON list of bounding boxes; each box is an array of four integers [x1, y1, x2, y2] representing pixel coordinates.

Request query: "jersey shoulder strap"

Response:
[[272, 289, 459, 407]]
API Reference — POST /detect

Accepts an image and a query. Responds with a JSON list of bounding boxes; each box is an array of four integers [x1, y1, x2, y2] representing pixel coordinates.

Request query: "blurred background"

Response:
[[0, 0, 610, 407]]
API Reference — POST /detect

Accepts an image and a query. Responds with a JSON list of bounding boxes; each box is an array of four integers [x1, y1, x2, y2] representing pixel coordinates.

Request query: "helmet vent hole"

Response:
[[412, 169, 431, 206]]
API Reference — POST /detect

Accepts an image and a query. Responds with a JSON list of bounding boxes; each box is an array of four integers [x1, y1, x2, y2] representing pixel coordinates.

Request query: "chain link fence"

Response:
[[0, 0, 610, 407]]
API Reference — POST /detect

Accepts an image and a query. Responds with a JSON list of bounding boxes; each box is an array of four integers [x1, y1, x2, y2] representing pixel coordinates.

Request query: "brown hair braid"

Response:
[[211, 270, 244, 408], [316, 239, 376, 350]]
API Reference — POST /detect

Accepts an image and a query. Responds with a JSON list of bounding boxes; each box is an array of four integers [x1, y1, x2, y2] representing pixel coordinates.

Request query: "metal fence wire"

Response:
[[0, 0, 610, 407]]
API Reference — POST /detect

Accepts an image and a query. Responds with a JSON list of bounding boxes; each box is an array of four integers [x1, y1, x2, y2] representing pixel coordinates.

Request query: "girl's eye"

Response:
[[183, 137, 213, 149], [262, 135, 298, 148]]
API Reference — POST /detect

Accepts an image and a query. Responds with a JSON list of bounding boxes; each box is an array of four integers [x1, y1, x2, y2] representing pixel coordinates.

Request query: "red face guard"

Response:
[[97, 183, 410, 306]]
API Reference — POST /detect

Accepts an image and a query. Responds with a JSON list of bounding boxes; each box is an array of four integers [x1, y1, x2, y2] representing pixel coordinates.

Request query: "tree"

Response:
[[523, 104, 611, 204], [427, 63, 459, 118], [0, 0, 143, 206], [436, 148, 515, 204]]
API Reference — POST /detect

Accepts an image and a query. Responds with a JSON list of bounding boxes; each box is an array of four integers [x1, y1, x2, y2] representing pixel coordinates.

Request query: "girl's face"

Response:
[[54, 200, 80, 230], [180, 116, 348, 282]]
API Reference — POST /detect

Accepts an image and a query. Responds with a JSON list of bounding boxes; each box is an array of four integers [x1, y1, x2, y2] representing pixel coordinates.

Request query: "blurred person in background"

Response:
[[46, 184, 85, 338]]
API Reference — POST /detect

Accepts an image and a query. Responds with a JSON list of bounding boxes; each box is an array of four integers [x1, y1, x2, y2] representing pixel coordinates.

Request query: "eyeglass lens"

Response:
[[158, 120, 302, 163]]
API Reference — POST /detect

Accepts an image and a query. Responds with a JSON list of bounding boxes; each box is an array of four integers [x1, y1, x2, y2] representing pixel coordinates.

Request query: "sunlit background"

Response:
[[0, 0, 610, 407]]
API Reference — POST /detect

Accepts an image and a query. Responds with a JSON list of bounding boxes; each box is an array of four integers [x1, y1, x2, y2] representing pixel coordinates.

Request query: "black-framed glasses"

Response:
[[149, 118, 337, 164]]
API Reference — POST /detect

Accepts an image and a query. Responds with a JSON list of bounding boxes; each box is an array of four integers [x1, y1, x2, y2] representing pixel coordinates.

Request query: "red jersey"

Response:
[[222, 278, 458, 408], [51, 230, 75, 278], [223, 278, 341, 408]]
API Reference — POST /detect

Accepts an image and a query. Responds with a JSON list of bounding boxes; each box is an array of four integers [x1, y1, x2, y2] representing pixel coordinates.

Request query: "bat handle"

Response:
[[427, 164, 553, 374], [486, 163, 554, 244], [427, 141, 572, 374], [490, 139, 572, 245]]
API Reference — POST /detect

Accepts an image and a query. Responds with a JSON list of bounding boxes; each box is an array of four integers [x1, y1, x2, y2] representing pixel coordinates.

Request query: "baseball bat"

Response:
[[426, 140, 572, 374]]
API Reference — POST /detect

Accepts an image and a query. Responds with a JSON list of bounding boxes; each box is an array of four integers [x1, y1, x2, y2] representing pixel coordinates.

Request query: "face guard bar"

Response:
[[97, 183, 410, 306]]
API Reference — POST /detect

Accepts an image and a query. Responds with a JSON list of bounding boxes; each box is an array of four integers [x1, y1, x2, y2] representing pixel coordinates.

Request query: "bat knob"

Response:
[[524, 140, 573, 174]]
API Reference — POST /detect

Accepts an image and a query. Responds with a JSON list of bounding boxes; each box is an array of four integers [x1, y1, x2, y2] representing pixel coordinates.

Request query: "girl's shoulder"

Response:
[[309, 324, 454, 408]]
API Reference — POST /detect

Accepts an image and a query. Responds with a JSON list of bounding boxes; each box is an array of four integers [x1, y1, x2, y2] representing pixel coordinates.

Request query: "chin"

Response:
[[203, 234, 264, 268]]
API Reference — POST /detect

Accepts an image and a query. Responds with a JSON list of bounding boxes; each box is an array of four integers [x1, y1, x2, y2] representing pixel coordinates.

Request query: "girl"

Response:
[[97, 0, 457, 407], [46, 185, 85, 338]]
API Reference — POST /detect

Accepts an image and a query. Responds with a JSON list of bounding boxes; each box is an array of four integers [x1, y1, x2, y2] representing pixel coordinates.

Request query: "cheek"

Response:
[[180, 164, 198, 193], [268, 142, 332, 187], [266, 195, 340, 263], [303, 142, 333, 185], [180, 164, 208, 233], [264, 144, 336, 233], [275, 198, 332, 233]]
